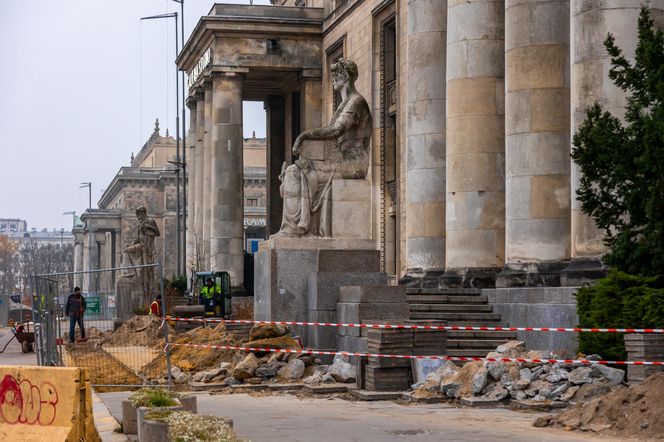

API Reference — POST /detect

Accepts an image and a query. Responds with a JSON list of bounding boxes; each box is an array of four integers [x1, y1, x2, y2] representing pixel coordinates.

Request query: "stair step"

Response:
[[447, 339, 512, 349], [406, 288, 481, 295], [409, 304, 493, 313], [447, 330, 518, 339], [409, 312, 501, 321], [407, 295, 488, 304]]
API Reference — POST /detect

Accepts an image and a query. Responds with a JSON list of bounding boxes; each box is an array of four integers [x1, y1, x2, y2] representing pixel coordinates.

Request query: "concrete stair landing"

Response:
[[406, 288, 517, 358]]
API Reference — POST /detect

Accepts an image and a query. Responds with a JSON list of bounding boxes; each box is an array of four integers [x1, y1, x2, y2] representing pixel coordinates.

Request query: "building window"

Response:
[[247, 198, 258, 207], [326, 37, 345, 112]]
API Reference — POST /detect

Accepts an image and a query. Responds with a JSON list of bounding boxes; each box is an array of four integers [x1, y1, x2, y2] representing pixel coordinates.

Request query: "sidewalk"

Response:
[[0, 327, 38, 366], [98, 391, 625, 442]]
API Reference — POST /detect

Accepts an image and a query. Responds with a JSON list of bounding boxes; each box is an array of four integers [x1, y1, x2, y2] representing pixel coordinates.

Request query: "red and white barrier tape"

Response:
[[164, 342, 664, 366], [164, 316, 664, 334]]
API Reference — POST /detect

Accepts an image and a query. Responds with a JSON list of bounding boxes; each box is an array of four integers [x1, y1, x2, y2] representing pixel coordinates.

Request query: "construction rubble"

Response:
[[139, 321, 355, 387], [411, 340, 626, 409]]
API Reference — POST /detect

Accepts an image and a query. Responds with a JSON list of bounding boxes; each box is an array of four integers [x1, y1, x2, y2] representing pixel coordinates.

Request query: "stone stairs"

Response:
[[406, 288, 517, 358]]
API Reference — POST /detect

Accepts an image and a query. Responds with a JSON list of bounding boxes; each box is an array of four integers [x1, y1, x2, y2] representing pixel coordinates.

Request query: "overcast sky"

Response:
[[0, 0, 271, 231]]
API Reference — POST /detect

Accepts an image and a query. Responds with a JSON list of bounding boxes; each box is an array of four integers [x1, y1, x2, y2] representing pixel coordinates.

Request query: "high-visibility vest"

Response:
[[200, 285, 221, 299], [149, 300, 161, 316]]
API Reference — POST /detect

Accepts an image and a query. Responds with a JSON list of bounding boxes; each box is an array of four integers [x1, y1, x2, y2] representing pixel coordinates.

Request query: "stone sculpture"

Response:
[[275, 58, 372, 237], [121, 206, 160, 298]]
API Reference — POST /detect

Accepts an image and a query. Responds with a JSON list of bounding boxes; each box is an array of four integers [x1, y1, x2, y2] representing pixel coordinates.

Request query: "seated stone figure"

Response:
[[275, 58, 372, 237]]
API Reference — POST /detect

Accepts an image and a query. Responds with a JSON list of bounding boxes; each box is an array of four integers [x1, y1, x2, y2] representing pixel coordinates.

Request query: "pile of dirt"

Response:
[[141, 322, 240, 380], [542, 373, 664, 438], [103, 315, 170, 348]]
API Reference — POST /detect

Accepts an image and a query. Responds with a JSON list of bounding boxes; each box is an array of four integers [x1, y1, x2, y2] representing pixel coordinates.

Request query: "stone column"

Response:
[[564, 1, 662, 284], [202, 85, 213, 259], [265, 95, 286, 236], [210, 73, 244, 286], [73, 231, 84, 289], [500, 0, 571, 287], [185, 97, 198, 275], [192, 95, 205, 267], [404, 0, 447, 281], [444, 0, 505, 287]]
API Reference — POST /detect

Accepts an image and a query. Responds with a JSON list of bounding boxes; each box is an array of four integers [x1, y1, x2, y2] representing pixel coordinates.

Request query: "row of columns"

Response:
[[186, 73, 245, 286], [405, 0, 658, 284]]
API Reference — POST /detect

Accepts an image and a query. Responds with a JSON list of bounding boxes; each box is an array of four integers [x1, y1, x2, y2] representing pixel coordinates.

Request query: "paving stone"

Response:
[[268, 383, 305, 391], [189, 382, 227, 391], [401, 392, 446, 403], [229, 384, 269, 392], [350, 389, 404, 401], [304, 383, 350, 394], [460, 397, 504, 408]]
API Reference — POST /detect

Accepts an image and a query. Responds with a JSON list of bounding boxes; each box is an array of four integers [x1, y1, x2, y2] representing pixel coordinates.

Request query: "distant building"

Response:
[[1, 218, 74, 248], [0, 218, 27, 234], [242, 133, 267, 254], [74, 120, 267, 289]]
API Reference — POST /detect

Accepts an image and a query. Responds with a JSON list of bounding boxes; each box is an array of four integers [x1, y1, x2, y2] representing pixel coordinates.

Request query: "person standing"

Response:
[[65, 287, 86, 343]]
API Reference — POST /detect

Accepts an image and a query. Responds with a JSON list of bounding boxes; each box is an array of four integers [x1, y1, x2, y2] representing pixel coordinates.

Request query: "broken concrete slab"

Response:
[[510, 399, 567, 411]]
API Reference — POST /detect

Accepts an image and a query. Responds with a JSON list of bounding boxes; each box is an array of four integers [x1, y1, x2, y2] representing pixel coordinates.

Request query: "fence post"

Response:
[[160, 264, 173, 388]]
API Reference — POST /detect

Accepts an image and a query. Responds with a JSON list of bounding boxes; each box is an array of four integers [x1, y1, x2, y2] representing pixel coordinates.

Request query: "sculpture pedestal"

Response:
[[254, 237, 380, 347], [115, 275, 145, 323], [331, 179, 372, 239]]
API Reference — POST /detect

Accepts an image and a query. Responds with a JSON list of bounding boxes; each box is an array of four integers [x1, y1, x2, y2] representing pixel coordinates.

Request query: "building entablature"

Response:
[[177, 4, 324, 99]]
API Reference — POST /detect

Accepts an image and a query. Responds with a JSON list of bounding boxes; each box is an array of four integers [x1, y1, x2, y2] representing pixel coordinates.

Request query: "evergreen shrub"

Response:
[[576, 270, 664, 360]]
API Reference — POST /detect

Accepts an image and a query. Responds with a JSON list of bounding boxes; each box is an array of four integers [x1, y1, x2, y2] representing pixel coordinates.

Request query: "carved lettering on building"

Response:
[[187, 48, 212, 89]]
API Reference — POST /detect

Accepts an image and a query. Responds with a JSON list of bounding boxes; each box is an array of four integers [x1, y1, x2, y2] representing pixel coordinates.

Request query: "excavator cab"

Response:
[[195, 271, 231, 318]]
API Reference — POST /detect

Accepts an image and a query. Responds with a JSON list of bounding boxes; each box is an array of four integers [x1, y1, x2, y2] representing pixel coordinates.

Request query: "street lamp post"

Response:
[[141, 11, 182, 276], [79, 183, 92, 292], [173, 0, 187, 278]]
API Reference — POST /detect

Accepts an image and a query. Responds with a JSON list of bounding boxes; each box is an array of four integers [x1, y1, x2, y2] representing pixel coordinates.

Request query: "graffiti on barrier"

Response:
[[0, 374, 59, 425]]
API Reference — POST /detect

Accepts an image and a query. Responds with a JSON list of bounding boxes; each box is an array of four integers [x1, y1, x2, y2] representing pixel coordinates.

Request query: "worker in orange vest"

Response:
[[149, 294, 162, 318]]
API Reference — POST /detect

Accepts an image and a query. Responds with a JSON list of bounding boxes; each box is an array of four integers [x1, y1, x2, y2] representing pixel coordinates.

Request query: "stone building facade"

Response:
[[179, 1, 663, 288], [74, 121, 180, 291], [73, 121, 267, 290]]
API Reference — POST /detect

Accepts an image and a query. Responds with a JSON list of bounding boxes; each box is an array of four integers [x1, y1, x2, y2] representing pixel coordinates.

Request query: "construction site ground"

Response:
[[98, 390, 625, 442]]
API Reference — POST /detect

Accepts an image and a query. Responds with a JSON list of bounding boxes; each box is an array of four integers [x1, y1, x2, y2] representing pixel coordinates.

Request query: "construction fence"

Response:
[[32, 264, 172, 388]]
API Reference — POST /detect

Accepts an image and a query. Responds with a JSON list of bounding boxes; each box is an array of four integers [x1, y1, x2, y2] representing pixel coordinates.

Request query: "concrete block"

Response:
[[331, 179, 372, 239], [337, 335, 368, 353], [337, 302, 410, 336], [307, 310, 337, 349]]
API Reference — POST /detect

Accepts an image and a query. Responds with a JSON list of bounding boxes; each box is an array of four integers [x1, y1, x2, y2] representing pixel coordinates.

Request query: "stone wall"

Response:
[[483, 287, 579, 353]]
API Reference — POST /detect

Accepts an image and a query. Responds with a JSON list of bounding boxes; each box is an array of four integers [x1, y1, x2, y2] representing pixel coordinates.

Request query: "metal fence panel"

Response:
[[32, 264, 171, 388]]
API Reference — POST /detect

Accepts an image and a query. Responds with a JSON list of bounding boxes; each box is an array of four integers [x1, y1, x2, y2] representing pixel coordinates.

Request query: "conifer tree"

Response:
[[572, 8, 664, 276]]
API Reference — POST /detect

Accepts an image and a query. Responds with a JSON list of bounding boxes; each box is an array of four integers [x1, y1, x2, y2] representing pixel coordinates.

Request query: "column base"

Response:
[[399, 268, 445, 288], [439, 267, 500, 289], [495, 261, 569, 288], [560, 258, 608, 287]]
